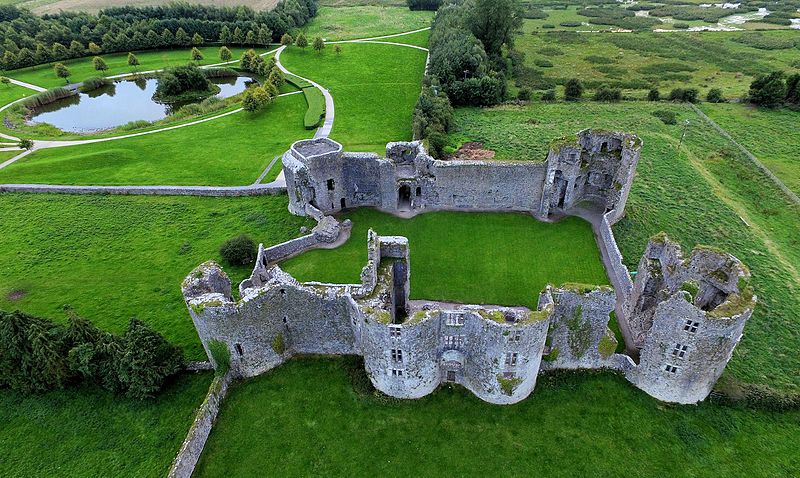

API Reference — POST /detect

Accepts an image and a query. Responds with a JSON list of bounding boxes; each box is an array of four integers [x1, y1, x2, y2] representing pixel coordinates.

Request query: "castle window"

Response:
[[389, 326, 401, 338], [326, 178, 335, 191], [280, 289, 285, 296], [664, 364, 679, 374], [672, 343, 689, 359], [234, 343, 243, 356], [283, 316, 288, 324], [509, 330, 522, 343], [415, 186, 421, 197], [391, 368, 404, 377], [446, 313, 465, 326], [683, 320, 700, 333], [444, 335, 465, 348], [505, 352, 518, 366], [391, 349, 403, 363]]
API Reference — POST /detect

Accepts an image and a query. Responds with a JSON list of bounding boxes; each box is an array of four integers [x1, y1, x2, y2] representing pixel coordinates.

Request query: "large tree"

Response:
[[468, 0, 523, 59]]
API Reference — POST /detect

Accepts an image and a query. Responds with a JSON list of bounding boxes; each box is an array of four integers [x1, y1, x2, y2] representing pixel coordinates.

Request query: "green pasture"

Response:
[[0, 82, 34, 107], [300, 5, 432, 41]]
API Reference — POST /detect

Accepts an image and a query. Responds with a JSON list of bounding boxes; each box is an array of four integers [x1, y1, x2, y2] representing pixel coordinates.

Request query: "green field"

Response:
[[1, 370, 212, 476], [0, 194, 309, 359], [448, 102, 800, 392], [0, 93, 310, 186], [0, 150, 19, 163], [5, 46, 260, 89], [300, 5, 432, 41], [699, 103, 800, 195], [280, 41, 427, 153], [195, 358, 800, 477], [515, 29, 800, 98], [282, 209, 608, 308], [0, 83, 35, 107]]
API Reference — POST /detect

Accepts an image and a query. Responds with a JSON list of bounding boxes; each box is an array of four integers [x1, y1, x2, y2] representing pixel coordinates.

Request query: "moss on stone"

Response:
[[650, 231, 670, 244], [708, 287, 755, 319], [272, 333, 287, 355], [680, 280, 699, 302], [566, 305, 592, 358], [561, 283, 610, 294], [543, 346, 560, 362], [479, 309, 507, 323], [549, 134, 579, 152], [598, 334, 617, 359], [497, 374, 523, 396], [521, 304, 553, 324]]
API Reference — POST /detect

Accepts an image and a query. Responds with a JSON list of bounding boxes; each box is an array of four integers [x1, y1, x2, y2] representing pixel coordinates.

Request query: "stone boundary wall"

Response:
[[167, 372, 232, 478], [690, 103, 800, 207], [597, 212, 633, 297], [0, 184, 286, 196], [262, 234, 322, 264]]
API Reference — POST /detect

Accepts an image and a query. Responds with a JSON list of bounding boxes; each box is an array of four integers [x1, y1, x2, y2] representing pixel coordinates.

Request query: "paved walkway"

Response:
[[274, 45, 335, 140], [7, 78, 47, 92]]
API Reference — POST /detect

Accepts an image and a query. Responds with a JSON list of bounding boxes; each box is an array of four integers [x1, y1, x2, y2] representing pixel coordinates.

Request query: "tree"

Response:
[[219, 26, 232, 45], [296, 33, 308, 51], [88, 42, 101, 55], [69, 40, 84, 58], [18, 138, 33, 149], [54, 62, 71, 83], [280, 33, 293, 46], [146, 29, 160, 48], [219, 46, 232, 62], [706, 88, 725, 103], [115, 32, 131, 51], [239, 49, 257, 72], [155, 64, 211, 98], [313, 37, 325, 54], [220, 234, 257, 264], [564, 78, 583, 101], [468, 0, 523, 59], [245, 30, 257, 45], [161, 28, 175, 46], [233, 27, 245, 45], [51, 42, 69, 60], [268, 67, 285, 87], [593, 85, 621, 102], [258, 26, 273, 46], [428, 29, 489, 85], [786, 73, 800, 105], [334, 44, 342, 55], [191, 47, 204, 61], [192, 33, 203, 46], [2, 51, 17, 71], [647, 88, 660, 101], [34, 44, 52, 65], [175, 27, 191, 46], [17, 48, 34, 69], [127, 52, 140, 71], [748, 71, 787, 108], [0, 76, 10, 87], [93, 56, 108, 73], [116, 319, 184, 400]]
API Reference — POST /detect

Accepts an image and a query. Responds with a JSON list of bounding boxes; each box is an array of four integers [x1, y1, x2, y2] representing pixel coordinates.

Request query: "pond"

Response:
[[28, 76, 252, 133]]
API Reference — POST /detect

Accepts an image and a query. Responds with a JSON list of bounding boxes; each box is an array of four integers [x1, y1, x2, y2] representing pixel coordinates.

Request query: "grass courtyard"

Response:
[[282, 209, 608, 308], [194, 357, 800, 477]]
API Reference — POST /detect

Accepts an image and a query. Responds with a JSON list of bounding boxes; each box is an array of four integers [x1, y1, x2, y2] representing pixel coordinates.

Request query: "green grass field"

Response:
[[0, 194, 309, 359], [0, 83, 35, 107], [282, 209, 608, 308], [0, 150, 20, 163], [280, 41, 427, 153], [195, 358, 800, 477], [1, 370, 212, 476], [515, 29, 800, 98], [5, 46, 260, 89], [448, 102, 800, 392], [300, 5, 432, 41], [0, 93, 310, 186], [699, 103, 800, 195]]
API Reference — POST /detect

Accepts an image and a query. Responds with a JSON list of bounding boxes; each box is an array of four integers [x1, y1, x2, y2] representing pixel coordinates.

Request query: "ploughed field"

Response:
[[281, 209, 609, 309]]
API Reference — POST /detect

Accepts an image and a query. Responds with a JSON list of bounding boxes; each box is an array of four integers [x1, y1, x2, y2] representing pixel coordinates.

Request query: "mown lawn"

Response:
[[0, 82, 34, 107], [515, 29, 800, 98], [699, 102, 800, 195], [0, 93, 310, 186], [280, 41, 427, 153], [195, 357, 800, 477], [448, 102, 800, 392], [0, 193, 309, 359], [5, 46, 261, 89], [281, 209, 608, 309], [1, 371, 212, 476], [0, 150, 19, 163], [300, 5, 432, 41]]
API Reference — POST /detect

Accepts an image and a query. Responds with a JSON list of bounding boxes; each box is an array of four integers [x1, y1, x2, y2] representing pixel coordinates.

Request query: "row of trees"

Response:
[[0, 0, 318, 71], [239, 50, 285, 112], [0, 310, 184, 399]]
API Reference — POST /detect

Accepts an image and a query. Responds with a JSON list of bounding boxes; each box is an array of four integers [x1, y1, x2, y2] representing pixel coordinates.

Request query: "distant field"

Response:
[[300, 5, 432, 41], [9, 0, 279, 15], [514, 28, 800, 98], [282, 209, 608, 308], [699, 103, 800, 195]]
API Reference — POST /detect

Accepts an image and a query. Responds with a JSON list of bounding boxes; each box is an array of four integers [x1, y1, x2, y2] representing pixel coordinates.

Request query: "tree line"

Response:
[[0, 0, 317, 71]]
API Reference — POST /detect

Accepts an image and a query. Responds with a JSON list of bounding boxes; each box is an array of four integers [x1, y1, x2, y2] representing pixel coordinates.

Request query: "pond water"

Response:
[[28, 76, 252, 132]]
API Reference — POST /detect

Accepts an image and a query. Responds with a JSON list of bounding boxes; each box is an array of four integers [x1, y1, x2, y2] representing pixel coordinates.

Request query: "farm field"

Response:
[[195, 357, 800, 477], [12, 0, 280, 15], [0, 93, 310, 185], [698, 102, 800, 195], [0, 193, 309, 359], [301, 5, 432, 41], [514, 28, 800, 98], [280, 41, 427, 153], [448, 102, 800, 392], [5, 46, 262, 90], [282, 209, 608, 309], [1, 370, 212, 476]]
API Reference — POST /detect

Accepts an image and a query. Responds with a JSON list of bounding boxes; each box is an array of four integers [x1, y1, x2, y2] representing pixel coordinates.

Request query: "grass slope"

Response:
[[6, 46, 260, 89], [698, 103, 800, 195], [0, 93, 310, 186], [0, 194, 309, 359], [1, 371, 212, 476], [195, 358, 800, 477], [0, 83, 35, 107], [449, 102, 800, 392], [300, 5, 432, 41], [281, 209, 608, 308], [280, 42, 427, 153]]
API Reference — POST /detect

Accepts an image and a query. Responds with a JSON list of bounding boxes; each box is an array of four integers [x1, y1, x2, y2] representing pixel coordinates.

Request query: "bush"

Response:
[[80, 76, 111, 92], [673, 22, 690, 29], [749, 71, 788, 107], [517, 88, 532, 101], [652, 109, 677, 125], [407, 0, 442, 11], [220, 234, 257, 265], [593, 85, 621, 102], [18, 139, 33, 150], [426, 131, 448, 158], [541, 89, 556, 102], [445, 75, 506, 107], [116, 319, 184, 400], [564, 78, 583, 101], [412, 84, 453, 141], [560, 21, 581, 27], [706, 88, 725, 103], [584, 55, 614, 64], [541, 24, 555, 29], [534, 58, 553, 68], [647, 88, 660, 101], [668, 88, 699, 103], [154, 64, 213, 100]]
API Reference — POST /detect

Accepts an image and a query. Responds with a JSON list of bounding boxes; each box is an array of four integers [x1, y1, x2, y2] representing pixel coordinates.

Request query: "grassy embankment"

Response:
[[300, 4, 432, 41], [195, 357, 800, 477], [447, 102, 800, 392], [282, 209, 608, 308]]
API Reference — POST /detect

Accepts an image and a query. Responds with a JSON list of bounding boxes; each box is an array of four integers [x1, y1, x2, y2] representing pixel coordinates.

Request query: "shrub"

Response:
[[564, 78, 583, 101], [80, 76, 111, 92], [560, 21, 581, 27], [220, 234, 257, 265], [734, 33, 796, 50], [154, 64, 212, 100], [541, 89, 556, 102], [534, 58, 553, 68], [706, 88, 725, 103], [517, 88, 532, 101], [652, 109, 677, 125], [749, 71, 787, 107], [426, 131, 448, 159], [584, 55, 614, 64], [668, 88, 699, 103], [412, 84, 453, 141], [673, 22, 690, 29], [593, 85, 621, 102], [117, 319, 184, 400], [542, 23, 556, 29], [445, 75, 506, 107], [647, 88, 660, 101], [22, 87, 74, 108], [407, 0, 442, 11], [18, 138, 34, 150]]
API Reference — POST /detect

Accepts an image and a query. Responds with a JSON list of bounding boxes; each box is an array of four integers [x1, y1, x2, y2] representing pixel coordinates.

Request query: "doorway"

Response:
[[398, 185, 412, 209]]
